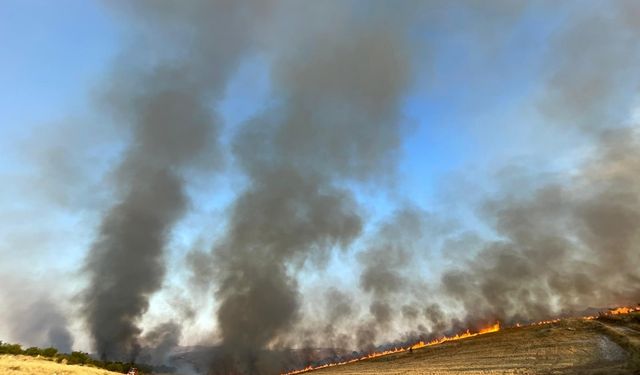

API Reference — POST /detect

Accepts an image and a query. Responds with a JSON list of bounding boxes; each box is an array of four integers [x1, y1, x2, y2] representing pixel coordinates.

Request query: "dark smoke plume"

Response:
[[69, 1, 640, 373], [81, 0, 261, 360], [203, 3, 412, 372]]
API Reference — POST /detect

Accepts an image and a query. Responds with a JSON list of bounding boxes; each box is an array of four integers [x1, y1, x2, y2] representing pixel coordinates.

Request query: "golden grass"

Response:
[[0, 355, 121, 375]]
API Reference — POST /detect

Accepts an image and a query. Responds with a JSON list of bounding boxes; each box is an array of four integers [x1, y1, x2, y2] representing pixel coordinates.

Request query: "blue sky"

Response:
[[0, 1, 117, 129], [1, 0, 638, 352]]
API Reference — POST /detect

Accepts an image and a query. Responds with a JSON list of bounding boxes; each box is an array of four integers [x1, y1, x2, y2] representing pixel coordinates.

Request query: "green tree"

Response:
[[68, 351, 90, 365], [0, 343, 23, 355], [41, 347, 58, 357], [106, 362, 125, 372], [24, 347, 41, 356]]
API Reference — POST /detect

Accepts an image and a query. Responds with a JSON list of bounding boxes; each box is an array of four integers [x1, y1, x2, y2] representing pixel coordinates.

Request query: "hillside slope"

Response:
[[307, 318, 640, 375], [0, 355, 123, 375]]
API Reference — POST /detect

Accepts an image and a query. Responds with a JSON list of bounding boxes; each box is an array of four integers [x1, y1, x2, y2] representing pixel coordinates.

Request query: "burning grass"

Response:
[[283, 305, 640, 375], [283, 322, 501, 374]]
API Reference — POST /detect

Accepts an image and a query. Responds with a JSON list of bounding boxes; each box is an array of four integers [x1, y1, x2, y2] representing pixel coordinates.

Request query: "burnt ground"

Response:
[[307, 315, 640, 375]]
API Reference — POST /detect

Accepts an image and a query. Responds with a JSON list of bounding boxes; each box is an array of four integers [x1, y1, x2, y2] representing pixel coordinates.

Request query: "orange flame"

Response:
[[409, 321, 500, 351], [583, 305, 640, 320], [609, 306, 636, 315], [479, 322, 501, 334]]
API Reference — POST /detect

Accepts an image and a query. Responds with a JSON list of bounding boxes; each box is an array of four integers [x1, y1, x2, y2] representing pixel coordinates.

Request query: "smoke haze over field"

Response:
[[1, 0, 640, 374], [0, 281, 73, 354]]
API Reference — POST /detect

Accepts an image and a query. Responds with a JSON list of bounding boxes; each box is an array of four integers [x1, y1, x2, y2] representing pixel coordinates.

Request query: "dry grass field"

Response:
[[0, 355, 121, 375], [308, 318, 640, 375]]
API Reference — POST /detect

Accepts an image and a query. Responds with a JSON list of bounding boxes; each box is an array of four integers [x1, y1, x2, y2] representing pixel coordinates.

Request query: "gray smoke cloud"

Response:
[[0, 277, 73, 353], [325, 288, 354, 325], [356, 208, 426, 345], [440, 127, 640, 326], [63, 0, 640, 373], [138, 321, 182, 365], [83, 168, 186, 360], [7, 298, 73, 354], [539, 0, 640, 131], [353, 207, 460, 348], [345, 133, 640, 347], [201, 2, 413, 372], [345, 0, 640, 341], [429, 0, 640, 329], [359, 211, 418, 297], [81, 0, 261, 361]]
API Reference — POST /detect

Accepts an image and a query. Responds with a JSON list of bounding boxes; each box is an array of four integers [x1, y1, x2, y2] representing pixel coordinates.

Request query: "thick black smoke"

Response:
[[81, 0, 261, 361], [198, 3, 413, 373], [70, 1, 640, 373]]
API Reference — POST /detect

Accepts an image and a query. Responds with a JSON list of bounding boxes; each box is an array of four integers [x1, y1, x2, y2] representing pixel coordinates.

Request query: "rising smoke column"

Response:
[[82, 71, 214, 361], [206, 4, 413, 373], [81, 1, 262, 360]]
